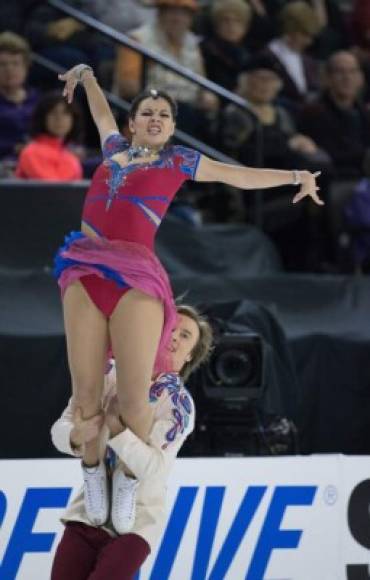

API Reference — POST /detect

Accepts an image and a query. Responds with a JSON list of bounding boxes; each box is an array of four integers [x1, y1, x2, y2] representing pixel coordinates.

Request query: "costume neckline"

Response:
[[106, 148, 165, 171]]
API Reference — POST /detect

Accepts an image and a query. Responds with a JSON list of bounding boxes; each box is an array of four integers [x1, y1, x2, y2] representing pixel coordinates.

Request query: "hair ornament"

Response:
[[149, 89, 159, 98]]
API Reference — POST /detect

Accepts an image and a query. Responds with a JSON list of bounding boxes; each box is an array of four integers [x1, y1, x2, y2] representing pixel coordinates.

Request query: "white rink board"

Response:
[[0, 456, 369, 580]]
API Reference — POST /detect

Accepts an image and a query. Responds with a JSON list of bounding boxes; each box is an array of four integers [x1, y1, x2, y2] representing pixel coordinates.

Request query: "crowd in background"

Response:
[[1, 0, 370, 272]]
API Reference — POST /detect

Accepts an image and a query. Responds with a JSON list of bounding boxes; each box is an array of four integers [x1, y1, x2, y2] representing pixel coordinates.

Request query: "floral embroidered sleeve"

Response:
[[102, 132, 129, 159], [107, 373, 195, 480], [172, 145, 201, 180]]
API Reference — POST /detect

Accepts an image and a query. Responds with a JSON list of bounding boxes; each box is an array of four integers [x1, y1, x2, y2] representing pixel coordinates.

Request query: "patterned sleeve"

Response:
[[148, 373, 195, 454], [102, 131, 129, 159], [107, 374, 195, 480], [172, 145, 201, 180]]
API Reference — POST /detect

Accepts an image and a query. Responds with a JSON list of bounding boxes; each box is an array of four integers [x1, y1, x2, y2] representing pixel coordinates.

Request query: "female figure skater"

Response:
[[50, 305, 213, 580], [55, 63, 322, 525]]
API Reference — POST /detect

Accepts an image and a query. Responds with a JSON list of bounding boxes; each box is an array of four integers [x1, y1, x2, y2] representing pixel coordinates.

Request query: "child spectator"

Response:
[[16, 92, 83, 181]]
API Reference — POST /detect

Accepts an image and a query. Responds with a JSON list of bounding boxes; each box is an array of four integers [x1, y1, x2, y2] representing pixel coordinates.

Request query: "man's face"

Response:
[[169, 314, 200, 373], [327, 54, 364, 103], [0, 52, 27, 91]]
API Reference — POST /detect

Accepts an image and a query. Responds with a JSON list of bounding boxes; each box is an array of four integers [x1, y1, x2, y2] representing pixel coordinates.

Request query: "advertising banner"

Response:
[[0, 456, 369, 579]]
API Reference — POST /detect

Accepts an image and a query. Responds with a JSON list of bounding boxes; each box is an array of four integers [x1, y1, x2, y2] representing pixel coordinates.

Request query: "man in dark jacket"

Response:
[[299, 51, 370, 179]]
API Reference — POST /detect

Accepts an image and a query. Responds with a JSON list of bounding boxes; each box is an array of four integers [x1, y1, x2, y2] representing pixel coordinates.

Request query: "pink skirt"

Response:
[[56, 233, 177, 373]]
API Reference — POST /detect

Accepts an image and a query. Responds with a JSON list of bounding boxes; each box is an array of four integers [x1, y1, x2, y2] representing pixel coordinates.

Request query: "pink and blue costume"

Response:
[[54, 132, 201, 372]]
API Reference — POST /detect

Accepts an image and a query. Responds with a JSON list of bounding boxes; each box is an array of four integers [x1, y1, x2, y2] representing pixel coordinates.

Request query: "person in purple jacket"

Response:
[[0, 32, 39, 173]]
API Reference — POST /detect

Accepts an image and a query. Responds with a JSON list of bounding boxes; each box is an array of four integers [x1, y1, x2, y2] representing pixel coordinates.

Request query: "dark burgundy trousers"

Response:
[[51, 522, 150, 580]]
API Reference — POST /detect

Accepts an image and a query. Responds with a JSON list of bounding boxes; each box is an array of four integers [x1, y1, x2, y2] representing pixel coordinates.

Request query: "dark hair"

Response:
[[129, 88, 178, 120], [30, 92, 83, 143], [176, 304, 214, 381]]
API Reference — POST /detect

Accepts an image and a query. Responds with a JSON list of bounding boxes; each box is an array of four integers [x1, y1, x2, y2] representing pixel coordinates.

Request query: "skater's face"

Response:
[[129, 97, 175, 149], [169, 314, 200, 373]]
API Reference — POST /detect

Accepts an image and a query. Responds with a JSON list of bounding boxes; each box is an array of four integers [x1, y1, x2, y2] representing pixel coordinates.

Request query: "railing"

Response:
[[32, 52, 238, 163], [46, 0, 265, 225], [48, 0, 251, 110]]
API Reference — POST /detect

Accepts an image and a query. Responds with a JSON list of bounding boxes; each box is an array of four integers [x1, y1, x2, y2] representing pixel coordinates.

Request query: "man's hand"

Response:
[[105, 395, 124, 438], [70, 407, 104, 449]]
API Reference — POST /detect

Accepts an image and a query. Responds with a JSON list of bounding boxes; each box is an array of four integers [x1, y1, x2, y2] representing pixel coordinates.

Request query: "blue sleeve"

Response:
[[172, 145, 201, 180], [102, 132, 129, 159]]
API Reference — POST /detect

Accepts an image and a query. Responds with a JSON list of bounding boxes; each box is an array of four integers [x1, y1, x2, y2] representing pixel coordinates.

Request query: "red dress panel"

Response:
[[81, 132, 200, 249], [78, 132, 200, 316]]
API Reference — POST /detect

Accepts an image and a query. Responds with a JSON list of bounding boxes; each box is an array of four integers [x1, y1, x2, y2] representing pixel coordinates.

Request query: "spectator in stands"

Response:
[[16, 92, 83, 181], [298, 51, 370, 178], [222, 53, 329, 171], [24, 2, 113, 89], [0, 32, 39, 175], [262, 1, 322, 111], [86, 0, 156, 34], [247, 0, 347, 56], [222, 53, 333, 268], [114, 0, 218, 137], [200, 0, 252, 92]]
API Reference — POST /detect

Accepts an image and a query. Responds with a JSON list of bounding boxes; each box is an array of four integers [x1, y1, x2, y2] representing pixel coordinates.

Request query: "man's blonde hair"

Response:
[[0, 32, 31, 66], [176, 304, 213, 381]]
